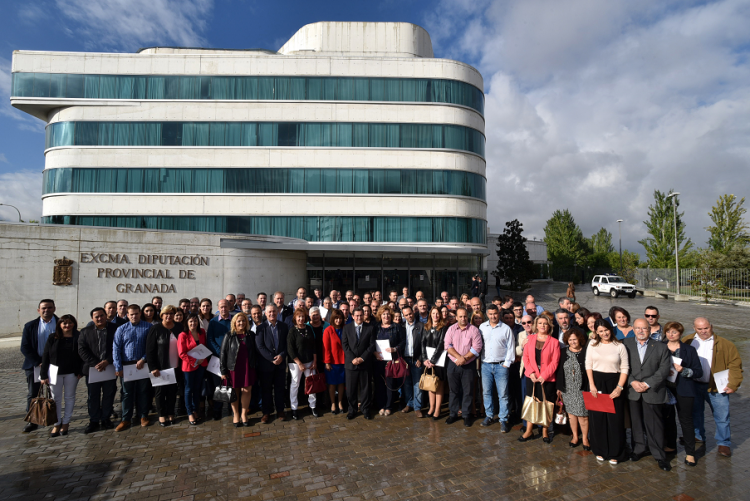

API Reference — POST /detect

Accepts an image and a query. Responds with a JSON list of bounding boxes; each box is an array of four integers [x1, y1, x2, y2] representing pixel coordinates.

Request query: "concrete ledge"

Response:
[[675, 294, 691, 302], [643, 290, 656, 297]]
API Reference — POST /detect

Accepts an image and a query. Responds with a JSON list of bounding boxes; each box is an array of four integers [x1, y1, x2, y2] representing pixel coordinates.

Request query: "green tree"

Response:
[[638, 189, 693, 267], [492, 219, 534, 291], [590, 227, 615, 254], [706, 194, 749, 252], [543, 209, 589, 266], [606, 250, 639, 284]]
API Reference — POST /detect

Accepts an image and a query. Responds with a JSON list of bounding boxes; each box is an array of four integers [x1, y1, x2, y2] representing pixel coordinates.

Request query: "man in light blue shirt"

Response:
[[479, 304, 515, 432], [112, 304, 152, 431]]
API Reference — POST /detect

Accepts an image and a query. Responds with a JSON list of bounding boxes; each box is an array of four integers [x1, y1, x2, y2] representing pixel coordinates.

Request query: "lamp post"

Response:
[[617, 219, 623, 272], [0, 203, 22, 222], [666, 192, 681, 294]]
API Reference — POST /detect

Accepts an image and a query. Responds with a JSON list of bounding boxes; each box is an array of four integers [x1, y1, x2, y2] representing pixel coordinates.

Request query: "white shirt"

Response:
[[405, 321, 415, 356], [691, 335, 714, 383]]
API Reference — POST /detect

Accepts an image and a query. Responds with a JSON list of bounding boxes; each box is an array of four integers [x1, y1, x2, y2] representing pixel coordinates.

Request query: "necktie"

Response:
[[356, 325, 361, 340]]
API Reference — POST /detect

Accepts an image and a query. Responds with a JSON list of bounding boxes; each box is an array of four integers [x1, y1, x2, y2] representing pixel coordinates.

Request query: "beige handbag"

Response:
[[521, 384, 554, 427], [419, 367, 439, 392]]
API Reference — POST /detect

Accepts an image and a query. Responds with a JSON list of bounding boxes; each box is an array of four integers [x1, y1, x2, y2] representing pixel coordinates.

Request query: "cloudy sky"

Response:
[[1, 0, 748, 256]]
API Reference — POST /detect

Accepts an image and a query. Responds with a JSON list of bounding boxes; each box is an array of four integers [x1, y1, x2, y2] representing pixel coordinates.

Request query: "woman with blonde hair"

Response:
[[373, 305, 405, 416], [219, 312, 256, 427]]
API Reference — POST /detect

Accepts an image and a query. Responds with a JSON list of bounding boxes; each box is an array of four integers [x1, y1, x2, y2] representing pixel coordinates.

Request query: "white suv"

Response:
[[591, 275, 636, 298]]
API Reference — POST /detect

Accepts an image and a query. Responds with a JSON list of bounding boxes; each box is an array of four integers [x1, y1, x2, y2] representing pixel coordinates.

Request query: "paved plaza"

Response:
[[1, 283, 748, 500]]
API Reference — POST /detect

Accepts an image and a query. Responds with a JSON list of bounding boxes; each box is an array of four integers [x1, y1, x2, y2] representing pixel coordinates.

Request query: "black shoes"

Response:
[[630, 450, 652, 462], [684, 458, 697, 467], [242, 420, 251, 427], [463, 418, 472, 427], [364, 414, 373, 420], [213, 411, 222, 421], [582, 445, 591, 451], [518, 433, 534, 442], [347, 413, 355, 420], [23, 423, 38, 433], [101, 420, 115, 430], [159, 421, 169, 427], [311, 407, 320, 418], [569, 440, 581, 448], [445, 415, 460, 425], [543, 436, 552, 444], [657, 460, 671, 471], [291, 410, 299, 420], [84, 422, 100, 434]]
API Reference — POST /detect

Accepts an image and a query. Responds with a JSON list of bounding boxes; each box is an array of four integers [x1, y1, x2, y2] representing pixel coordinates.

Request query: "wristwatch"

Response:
[[616, 385, 624, 390]]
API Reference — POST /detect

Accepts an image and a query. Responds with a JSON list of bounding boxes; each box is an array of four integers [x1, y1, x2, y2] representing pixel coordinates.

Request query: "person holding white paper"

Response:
[[78, 307, 119, 434], [684, 317, 744, 458], [113, 304, 153, 431], [41, 314, 83, 437], [421, 307, 448, 420], [179, 313, 208, 425], [662, 322, 703, 466], [146, 305, 181, 427], [373, 306, 405, 417]]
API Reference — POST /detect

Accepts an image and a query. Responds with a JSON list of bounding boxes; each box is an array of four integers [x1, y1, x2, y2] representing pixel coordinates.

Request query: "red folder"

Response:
[[582, 391, 616, 414]]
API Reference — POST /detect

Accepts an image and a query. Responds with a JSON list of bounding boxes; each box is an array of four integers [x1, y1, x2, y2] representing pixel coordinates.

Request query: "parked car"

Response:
[[591, 275, 636, 298]]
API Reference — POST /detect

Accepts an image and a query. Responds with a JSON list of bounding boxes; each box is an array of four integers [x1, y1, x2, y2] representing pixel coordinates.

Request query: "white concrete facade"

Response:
[[12, 22, 486, 252]]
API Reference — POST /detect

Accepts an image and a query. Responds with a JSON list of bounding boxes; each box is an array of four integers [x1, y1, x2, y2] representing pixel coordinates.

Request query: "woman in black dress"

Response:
[[421, 307, 447, 420]]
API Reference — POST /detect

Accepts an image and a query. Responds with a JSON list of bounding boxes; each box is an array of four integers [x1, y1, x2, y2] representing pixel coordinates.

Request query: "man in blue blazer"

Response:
[[256, 304, 289, 423], [20, 299, 59, 432]]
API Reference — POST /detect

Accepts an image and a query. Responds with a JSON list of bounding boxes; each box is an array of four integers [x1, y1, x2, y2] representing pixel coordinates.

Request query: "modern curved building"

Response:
[[11, 22, 487, 299]]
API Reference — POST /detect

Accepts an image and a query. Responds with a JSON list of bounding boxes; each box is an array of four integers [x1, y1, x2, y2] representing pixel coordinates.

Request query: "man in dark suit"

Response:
[[624, 318, 672, 471], [273, 291, 294, 327], [400, 306, 425, 416], [78, 307, 118, 433], [20, 299, 58, 432], [342, 307, 376, 420], [256, 304, 289, 423]]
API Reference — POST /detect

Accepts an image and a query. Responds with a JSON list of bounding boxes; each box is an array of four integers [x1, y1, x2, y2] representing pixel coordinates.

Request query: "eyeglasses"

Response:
[[644, 314, 658, 318]]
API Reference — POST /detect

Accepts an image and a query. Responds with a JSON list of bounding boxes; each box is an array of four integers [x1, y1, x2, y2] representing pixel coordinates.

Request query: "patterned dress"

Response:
[[561, 349, 588, 417]]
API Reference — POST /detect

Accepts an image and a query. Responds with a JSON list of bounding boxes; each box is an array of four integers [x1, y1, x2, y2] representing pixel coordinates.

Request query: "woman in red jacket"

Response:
[[178, 313, 208, 425], [322, 309, 346, 414], [519, 314, 560, 443]]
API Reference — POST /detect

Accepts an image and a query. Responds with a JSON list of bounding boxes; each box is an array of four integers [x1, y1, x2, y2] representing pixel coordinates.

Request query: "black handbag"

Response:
[[213, 379, 237, 403]]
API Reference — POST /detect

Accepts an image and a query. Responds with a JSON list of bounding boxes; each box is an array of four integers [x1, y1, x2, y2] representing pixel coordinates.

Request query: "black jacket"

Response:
[[255, 320, 289, 372], [41, 331, 83, 378], [78, 323, 118, 374], [341, 322, 377, 370], [145, 323, 178, 371], [403, 321, 424, 360], [377, 324, 406, 358], [667, 341, 703, 397], [555, 346, 589, 393], [287, 325, 316, 364], [20, 315, 60, 370], [220, 331, 256, 375], [421, 326, 447, 364]]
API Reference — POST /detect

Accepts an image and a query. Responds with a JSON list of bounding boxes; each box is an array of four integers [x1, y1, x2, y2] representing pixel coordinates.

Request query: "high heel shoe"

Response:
[[61, 424, 69, 436], [50, 427, 60, 438], [233, 422, 242, 428], [684, 458, 697, 467], [582, 445, 591, 451], [569, 440, 581, 448], [543, 436, 552, 444], [518, 433, 534, 442]]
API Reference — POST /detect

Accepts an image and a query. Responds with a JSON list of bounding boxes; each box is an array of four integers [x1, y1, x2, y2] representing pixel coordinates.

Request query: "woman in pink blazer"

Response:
[[178, 313, 208, 425], [322, 310, 346, 414], [519, 314, 560, 443]]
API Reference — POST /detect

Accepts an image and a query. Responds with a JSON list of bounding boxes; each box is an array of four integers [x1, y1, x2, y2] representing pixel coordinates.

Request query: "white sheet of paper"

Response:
[[88, 364, 117, 383], [34, 366, 41, 381], [123, 363, 151, 382], [425, 347, 448, 368], [187, 344, 212, 360], [667, 356, 683, 383], [149, 368, 176, 387], [376, 340, 392, 361], [713, 369, 730, 393], [48, 364, 59, 385], [319, 306, 329, 318], [206, 356, 222, 377]]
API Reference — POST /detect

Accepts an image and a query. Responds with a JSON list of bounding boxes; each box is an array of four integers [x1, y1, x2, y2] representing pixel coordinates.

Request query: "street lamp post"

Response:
[[0, 203, 22, 222], [617, 219, 623, 272], [666, 192, 681, 295]]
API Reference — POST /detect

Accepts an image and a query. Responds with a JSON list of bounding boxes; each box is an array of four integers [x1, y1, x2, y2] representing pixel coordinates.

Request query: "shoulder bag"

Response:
[[305, 369, 327, 395], [25, 383, 57, 427], [418, 367, 439, 392], [213, 379, 237, 403], [521, 384, 554, 428]]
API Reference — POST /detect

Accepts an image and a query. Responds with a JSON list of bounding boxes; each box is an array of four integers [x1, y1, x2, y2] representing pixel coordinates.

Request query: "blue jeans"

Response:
[[85, 376, 117, 423], [184, 366, 205, 416], [403, 357, 423, 410], [481, 363, 509, 422], [120, 377, 150, 422], [693, 382, 732, 447]]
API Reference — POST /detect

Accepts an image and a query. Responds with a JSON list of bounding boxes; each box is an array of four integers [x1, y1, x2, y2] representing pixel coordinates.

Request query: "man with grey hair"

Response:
[[525, 295, 545, 316], [256, 304, 289, 423], [273, 291, 293, 326]]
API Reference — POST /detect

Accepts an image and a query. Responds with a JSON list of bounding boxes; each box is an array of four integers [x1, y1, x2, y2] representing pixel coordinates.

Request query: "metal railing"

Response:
[[635, 268, 750, 302]]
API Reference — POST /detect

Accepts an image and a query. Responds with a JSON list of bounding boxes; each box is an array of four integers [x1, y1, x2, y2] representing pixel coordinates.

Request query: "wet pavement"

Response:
[[1, 282, 748, 500]]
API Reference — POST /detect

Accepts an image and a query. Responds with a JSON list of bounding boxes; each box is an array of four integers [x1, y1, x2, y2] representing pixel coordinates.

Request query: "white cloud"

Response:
[[425, 0, 750, 255], [55, 0, 214, 50], [0, 170, 43, 222]]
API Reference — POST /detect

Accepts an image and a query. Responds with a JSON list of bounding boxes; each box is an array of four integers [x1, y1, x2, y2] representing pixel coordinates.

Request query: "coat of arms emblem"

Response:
[[53, 257, 74, 286]]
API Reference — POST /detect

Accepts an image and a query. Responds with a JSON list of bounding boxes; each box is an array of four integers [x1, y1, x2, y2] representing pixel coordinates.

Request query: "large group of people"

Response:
[[21, 286, 743, 470]]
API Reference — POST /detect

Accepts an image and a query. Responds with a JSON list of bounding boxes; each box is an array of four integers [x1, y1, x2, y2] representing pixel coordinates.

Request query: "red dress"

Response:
[[229, 335, 256, 388]]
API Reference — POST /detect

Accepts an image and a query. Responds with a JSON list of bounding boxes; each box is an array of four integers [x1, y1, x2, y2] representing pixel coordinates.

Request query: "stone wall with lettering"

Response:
[[0, 223, 307, 336]]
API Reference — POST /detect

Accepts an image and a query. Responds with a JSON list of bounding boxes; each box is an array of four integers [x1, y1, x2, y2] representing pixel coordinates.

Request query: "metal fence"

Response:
[[635, 268, 750, 302]]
